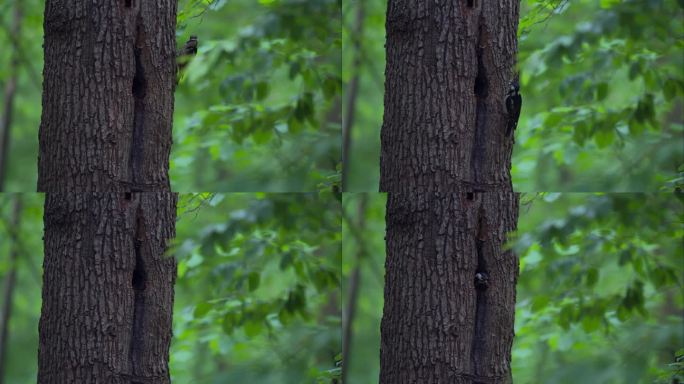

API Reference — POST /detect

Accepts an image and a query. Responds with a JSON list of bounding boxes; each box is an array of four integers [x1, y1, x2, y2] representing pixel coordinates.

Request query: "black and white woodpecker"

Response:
[[176, 36, 198, 84], [505, 75, 522, 137], [474, 271, 489, 290], [177, 35, 198, 57]]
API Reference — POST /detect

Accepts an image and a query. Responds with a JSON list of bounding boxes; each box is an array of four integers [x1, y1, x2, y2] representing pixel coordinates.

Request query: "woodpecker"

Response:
[[474, 271, 489, 290], [177, 35, 198, 57], [176, 36, 198, 84], [505, 76, 522, 137]]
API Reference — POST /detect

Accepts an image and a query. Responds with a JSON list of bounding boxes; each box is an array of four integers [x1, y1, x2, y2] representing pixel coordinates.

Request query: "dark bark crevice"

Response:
[[129, 202, 147, 379], [130, 19, 147, 191], [471, 23, 489, 187], [471, 201, 489, 379]]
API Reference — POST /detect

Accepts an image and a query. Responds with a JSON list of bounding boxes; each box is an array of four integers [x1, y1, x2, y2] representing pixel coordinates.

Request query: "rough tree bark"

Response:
[[379, 1, 521, 383], [380, 1, 519, 192], [39, 193, 177, 383], [38, 0, 177, 192], [37, 0, 178, 382], [381, 193, 519, 383]]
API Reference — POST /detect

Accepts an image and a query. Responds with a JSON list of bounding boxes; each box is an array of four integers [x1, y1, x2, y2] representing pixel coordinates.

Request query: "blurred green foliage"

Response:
[[512, 193, 683, 383], [171, 193, 341, 383], [343, 0, 684, 191], [342, 192, 683, 383], [0, 194, 43, 383], [0, 0, 43, 191], [0, 0, 341, 191], [341, 193, 386, 381], [0, 193, 341, 383], [173, 0, 341, 191]]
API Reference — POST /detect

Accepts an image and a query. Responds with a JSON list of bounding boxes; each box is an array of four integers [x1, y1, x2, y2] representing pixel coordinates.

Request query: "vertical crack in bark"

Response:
[[130, 20, 147, 191], [471, 23, 488, 187], [471, 202, 488, 380], [425, 0, 438, 69], [129, 201, 147, 380]]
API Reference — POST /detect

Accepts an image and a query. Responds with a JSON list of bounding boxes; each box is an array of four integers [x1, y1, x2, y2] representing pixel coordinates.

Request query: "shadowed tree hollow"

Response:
[[379, 1, 521, 383], [37, 0, 178, 382]]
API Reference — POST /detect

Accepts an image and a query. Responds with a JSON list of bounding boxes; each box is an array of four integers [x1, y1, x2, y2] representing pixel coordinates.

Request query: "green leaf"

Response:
[[280, 251, 294, 270], [256, 81, 270, 101], [194, 302, 212, 318], [581, 314, 601, 332], [312, 269, 330, 291], [531, 295, 550, 312], [558, 304, 575, 330], [248, 272, 261, 291], [222, 312, 238, 335], [595, 82, 608, 101], [586, 268, 598, 287], [628, 119, 645, 136], [594, 127, 614, 148], [289, 62, 301, 79], [322, 76, 340, 100], [244, 320, 262, 337], [664, 78, 678, 101], [544, 112, 564, 127], [618, 250, 631, 265], [252, 126, 272, 145], [628, 61, 641, 80]]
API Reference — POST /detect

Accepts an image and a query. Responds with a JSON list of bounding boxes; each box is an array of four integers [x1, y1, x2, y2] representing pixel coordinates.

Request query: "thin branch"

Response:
[[342, 1, 365, 190], [0, 2, 23, 191], [341, 194, 368, 383], [0, 9, 40, 90], [0, 195, 22, 384], [176, 193, 217, 222], [521, 0, 570, 33]]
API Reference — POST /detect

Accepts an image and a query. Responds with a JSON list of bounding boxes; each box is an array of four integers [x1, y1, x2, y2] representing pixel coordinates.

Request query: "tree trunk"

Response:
[[379, 1, 521, 383], [38, 193, 177, 383], [341, 195, 367, 383], [37, 1, 178, 382], [380, 1, 519, 193], [341, 0, 365, 191], [38, 0, 178, 192], [381, 193, 518, 383], [0, 195, 22, 383], [0, 2, 22, 191]]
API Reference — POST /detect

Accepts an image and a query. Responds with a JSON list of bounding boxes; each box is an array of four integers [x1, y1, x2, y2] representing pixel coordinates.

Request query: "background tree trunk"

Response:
[[379, 1, 521, 383], [0, 195, 22, 383], [0, 2, 22, 191], [341, 194, 367, 383], [38, 193, 177, 383], [341, 0, 365, 191], [38, 0, 178, 192]]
